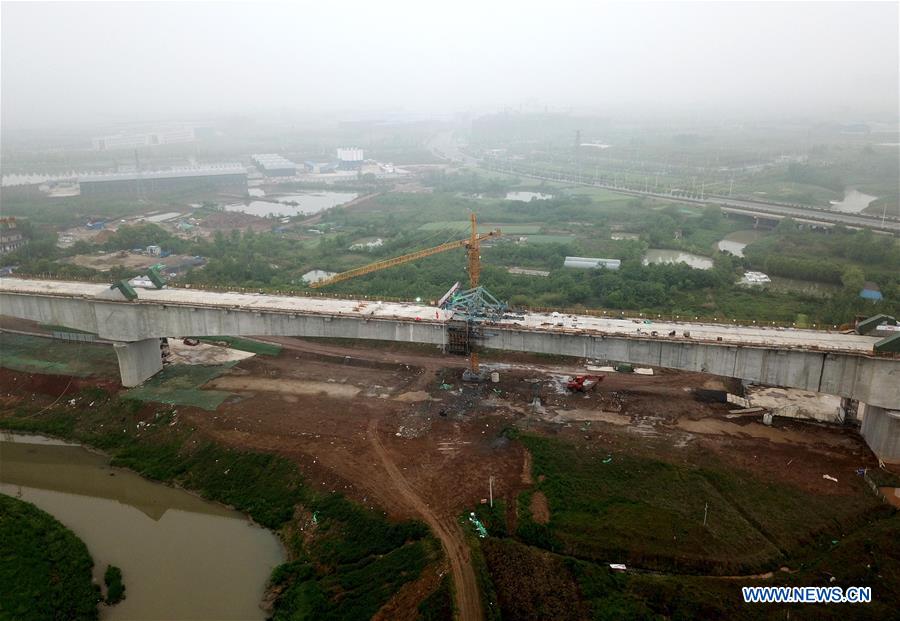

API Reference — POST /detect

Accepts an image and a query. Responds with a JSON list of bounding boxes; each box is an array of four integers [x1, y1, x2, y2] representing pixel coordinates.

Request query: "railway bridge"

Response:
[[1, 277, 897, 461]]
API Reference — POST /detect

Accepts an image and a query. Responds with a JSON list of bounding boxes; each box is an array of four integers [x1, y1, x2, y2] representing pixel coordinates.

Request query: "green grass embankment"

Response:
[[516, 435, 887, 575]]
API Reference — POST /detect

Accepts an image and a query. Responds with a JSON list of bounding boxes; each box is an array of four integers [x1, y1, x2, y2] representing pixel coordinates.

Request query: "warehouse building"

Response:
[[563, 256, 621, 270], [251, 154, 297, 177], [79, 165, 247, 197]]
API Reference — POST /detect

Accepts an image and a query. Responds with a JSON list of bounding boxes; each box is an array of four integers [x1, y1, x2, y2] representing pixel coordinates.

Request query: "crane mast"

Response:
[[467, 212, 480, 288]]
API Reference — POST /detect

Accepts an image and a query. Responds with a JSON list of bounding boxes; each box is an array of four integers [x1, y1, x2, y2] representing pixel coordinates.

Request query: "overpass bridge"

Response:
[[1, 277, 897, 461]]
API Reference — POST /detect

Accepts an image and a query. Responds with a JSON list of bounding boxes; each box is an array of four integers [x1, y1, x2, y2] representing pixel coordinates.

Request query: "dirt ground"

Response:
[[65, 251, 199, 272], [169, 338, 883, 618], [0, 335, 890, 620]]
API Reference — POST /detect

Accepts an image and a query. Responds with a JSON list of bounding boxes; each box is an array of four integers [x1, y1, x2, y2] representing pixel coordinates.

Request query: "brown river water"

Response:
[[0, 432, 285, 620]]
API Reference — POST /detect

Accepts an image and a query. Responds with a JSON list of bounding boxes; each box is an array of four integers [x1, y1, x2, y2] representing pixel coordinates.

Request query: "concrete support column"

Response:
[[860, 403, 900, 465], [113, 338, 163, 387]]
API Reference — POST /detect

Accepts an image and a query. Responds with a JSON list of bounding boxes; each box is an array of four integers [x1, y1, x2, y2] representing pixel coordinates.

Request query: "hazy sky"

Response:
[[2, 1, 898, 129]]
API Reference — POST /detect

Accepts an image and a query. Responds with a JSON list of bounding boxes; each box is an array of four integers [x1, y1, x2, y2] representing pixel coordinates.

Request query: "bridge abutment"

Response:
[[113, 338, 163, 387]]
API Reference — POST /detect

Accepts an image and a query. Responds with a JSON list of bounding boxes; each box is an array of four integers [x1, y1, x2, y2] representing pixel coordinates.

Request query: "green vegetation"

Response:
[[0, 494, 101, 621], [481, 513, 900, 621], [0, 387, 436, 618], [0, 333, 119, 377], [103, 565, 125, 605], [745, 222, 900, 294], [467, 531, 502, 621], [418, 221, 541, 235], [271, 496, 437, 621], [517, 435, 886, 575], [471, 432, 900, 620], [5, 167, 897, 325]]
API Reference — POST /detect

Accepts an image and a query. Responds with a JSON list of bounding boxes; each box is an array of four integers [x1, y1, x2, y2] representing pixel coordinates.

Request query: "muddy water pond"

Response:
[[0, 432, 284, 620], [226, 191, 357, 217]]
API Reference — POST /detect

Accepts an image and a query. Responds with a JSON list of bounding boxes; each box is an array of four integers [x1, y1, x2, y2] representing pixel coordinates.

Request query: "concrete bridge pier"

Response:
[[113, 338, 163, 387], [860, 404, 900, 465]]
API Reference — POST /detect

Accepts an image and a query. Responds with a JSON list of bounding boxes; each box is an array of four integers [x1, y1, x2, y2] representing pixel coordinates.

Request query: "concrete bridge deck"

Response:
[[0, 277, 880, 353], [0, 277, 896, 407], [2, 277, 898, 461]]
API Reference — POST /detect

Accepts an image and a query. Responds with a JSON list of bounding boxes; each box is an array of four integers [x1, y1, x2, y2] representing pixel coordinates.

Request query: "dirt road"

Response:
[[368, 418, 483, 621]]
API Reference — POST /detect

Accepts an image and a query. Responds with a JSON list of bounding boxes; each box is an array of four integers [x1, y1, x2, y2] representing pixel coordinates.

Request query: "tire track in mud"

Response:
[[368, 418, 483, 621]]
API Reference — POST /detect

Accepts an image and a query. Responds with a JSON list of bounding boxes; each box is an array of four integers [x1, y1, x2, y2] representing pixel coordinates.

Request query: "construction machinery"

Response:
[[309, 213, 499, 290], [309, 213, 504, 378], [566, 375, 604, 392]]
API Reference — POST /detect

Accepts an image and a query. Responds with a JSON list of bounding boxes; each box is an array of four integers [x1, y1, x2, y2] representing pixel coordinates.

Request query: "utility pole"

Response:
[[703, 502, 708, 527], [489, 476, 494, 508]]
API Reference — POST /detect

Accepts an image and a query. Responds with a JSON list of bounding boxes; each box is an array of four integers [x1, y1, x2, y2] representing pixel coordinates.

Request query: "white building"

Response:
[[349, 238, 384, 251], [336, 147, 364, 163], [563, 256, 621, 270]]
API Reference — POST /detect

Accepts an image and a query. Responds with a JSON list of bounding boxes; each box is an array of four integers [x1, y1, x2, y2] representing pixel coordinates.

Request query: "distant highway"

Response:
[[424, 131, 899, 233], [480, 161, 900, 234]]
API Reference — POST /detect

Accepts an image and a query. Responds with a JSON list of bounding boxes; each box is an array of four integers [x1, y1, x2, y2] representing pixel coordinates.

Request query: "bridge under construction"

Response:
[[2, 276, 898, 462]]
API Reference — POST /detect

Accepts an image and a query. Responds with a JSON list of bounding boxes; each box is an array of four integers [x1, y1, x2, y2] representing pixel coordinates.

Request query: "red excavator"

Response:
[[567, 375, 604, 392]]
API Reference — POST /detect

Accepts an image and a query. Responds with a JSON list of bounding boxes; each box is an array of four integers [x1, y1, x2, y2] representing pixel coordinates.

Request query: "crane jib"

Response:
[[308, 225, 501, 289]]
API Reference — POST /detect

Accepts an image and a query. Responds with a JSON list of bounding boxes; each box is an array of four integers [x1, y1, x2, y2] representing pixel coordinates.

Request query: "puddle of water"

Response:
[[829, 188, 878, 214], [642, 249, 713, 270], [505, 191, 553, 202], [226, 191, 357, 217], [0, 433, 284, 621], [716, 230, 764, 257]]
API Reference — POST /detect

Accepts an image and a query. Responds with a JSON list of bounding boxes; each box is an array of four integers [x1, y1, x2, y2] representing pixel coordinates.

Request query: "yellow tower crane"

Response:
[[309, 213, 498, 289], [309, 213, 501, 375]]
